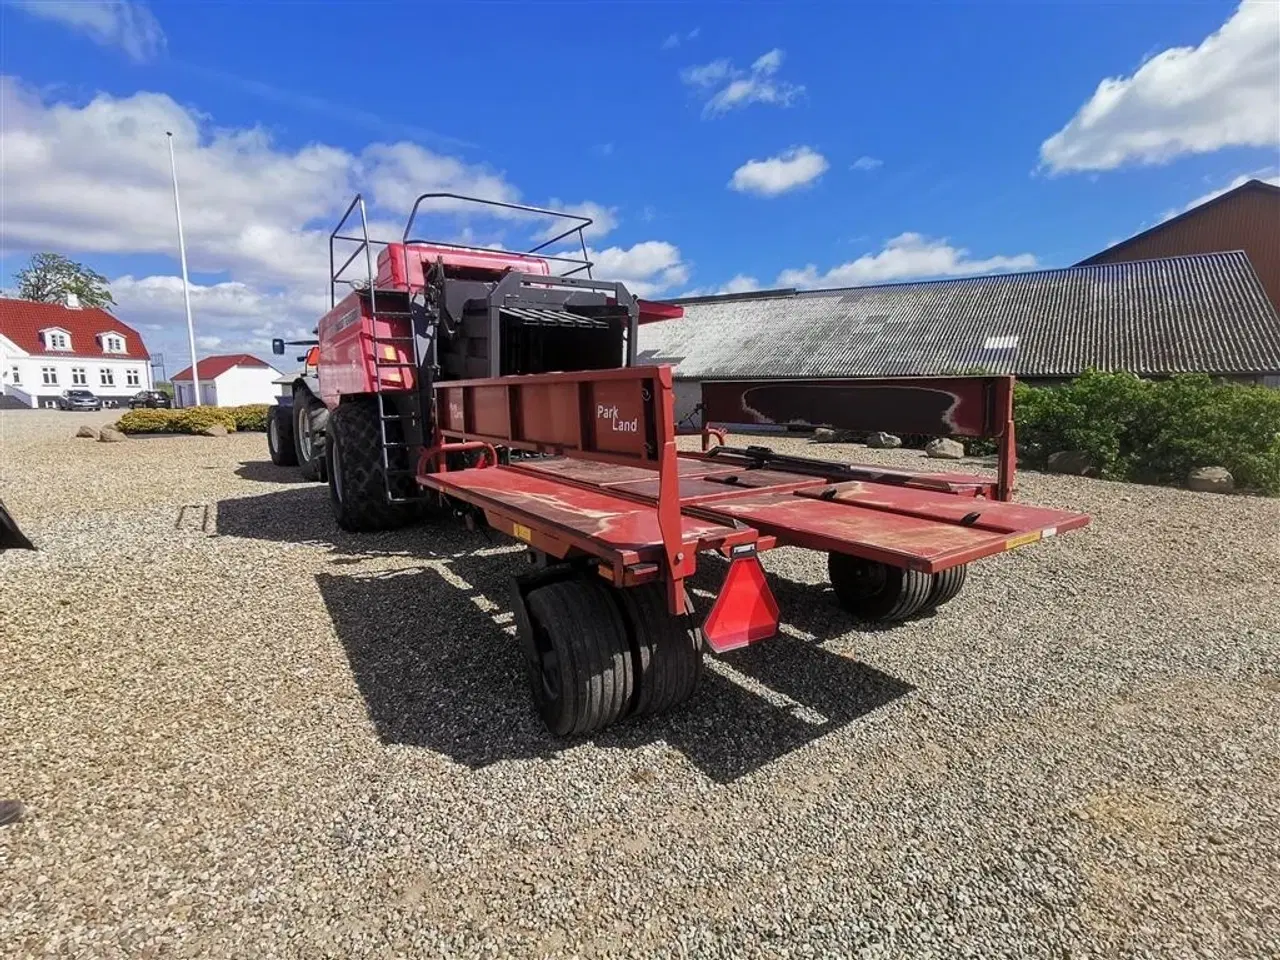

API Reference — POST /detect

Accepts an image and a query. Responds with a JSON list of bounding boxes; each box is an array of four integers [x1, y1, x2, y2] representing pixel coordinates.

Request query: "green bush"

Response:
[[172, 406, 238, 433], [115, 409, 178, 433], [1013, 370, 1280, 494], [116, 405, 240, 435], [228, 404, 269, 431]]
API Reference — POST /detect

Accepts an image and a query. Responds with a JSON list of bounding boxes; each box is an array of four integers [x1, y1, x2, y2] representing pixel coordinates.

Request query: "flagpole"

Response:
[[166, 131, 200, 407]]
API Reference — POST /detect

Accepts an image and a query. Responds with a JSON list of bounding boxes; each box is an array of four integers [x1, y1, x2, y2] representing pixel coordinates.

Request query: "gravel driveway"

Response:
[[2, 410, 1278, 958]]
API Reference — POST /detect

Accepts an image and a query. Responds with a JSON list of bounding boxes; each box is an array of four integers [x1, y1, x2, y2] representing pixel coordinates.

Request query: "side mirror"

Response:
[[271, 338, 285, 355]]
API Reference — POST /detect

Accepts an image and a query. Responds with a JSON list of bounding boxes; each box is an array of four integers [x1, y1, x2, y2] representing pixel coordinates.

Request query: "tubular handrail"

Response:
[[328, 191, 598, 307]]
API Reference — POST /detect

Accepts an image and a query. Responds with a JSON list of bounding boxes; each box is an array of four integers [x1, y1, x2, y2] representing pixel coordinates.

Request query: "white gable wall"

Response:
[[174, 364, 282, 407]]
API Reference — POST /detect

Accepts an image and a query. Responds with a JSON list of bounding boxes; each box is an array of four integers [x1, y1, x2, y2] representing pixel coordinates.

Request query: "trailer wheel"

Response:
[[326, 399, 416, 532], [924, 564, 968, 612], [614, 583, 704, 718], [267, 405, 297, 466], [294, 391, 329, 481], [827, 553, 932, 623], [523, 577, 634, 736]]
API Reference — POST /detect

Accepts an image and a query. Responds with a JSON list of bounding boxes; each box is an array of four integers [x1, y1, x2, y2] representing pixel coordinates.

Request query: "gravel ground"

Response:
[[2, 409, 1279, 959]]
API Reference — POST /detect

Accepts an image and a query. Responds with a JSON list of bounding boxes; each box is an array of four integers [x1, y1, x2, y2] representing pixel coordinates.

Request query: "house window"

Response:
[[71, 367, 87, 386], [45, 330, 70, 350], [42, 367, 58, 386], [10, 367, 18, 385], [103, 334, 126, 354], [100, 368, 115, 387], [126, 369, 141, 387]]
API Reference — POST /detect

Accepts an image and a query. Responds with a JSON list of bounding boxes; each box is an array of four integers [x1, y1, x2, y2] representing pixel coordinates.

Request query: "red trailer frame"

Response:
[[416, 366, 1088, 654]]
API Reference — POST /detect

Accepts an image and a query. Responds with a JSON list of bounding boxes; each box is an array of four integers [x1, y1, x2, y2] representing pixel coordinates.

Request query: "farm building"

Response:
[[0, 296, 153, 409], [1078, 178, 1280, 316], [638, 251, 1280, 428], [171, 354, 282, 408]]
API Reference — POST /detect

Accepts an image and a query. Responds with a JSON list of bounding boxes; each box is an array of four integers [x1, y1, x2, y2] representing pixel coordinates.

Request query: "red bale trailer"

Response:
[[277, 192, 1090, 737]]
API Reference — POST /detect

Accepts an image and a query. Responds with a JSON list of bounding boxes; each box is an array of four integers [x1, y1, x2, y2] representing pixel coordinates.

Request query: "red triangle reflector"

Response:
[[701, 555, 780, 653]]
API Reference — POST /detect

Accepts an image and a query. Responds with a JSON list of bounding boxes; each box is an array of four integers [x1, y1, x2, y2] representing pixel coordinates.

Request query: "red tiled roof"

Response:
[[171, 353, 270, 382], [0, 297, 150, 359]]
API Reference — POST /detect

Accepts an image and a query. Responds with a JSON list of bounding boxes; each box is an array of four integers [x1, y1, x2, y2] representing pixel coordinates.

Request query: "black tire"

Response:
[[326, 399, 416, 532], [827, 552, 932, 623], [524, 577, 634, 736], [924, 564, 968, 612], [614, 583, 704, 718], [294, 391, 329, 481], [267, 405, 297, 466]]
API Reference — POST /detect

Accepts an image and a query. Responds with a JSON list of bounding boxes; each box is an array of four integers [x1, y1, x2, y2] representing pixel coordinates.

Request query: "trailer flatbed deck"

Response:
[[416, 365, 1090, 664], [428, 450, 1087, 579]]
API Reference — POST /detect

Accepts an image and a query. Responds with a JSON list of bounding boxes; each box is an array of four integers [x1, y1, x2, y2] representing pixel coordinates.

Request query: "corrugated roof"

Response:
[[637, 251, 1280, 380], [171, 353, 271, 382]]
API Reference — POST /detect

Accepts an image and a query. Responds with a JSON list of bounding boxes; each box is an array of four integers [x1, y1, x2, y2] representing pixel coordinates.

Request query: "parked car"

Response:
[[128, 390, 172, 409], [56, 389, 103, 412]]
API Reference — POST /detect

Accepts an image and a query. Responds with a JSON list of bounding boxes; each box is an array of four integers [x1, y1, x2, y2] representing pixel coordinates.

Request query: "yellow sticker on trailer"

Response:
[[513, 523, 533, 543], [1005, 531, 1042, 550]]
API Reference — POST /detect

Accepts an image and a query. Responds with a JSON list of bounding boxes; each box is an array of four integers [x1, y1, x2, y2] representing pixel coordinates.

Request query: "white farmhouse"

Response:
[[171, 354, 283, 408], [0, 295, 153, 408]]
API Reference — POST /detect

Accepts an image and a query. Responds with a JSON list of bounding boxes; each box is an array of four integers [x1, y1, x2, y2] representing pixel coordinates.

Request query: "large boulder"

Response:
[[1187, 466, 1234, 494], [197, 424, 229, 437], [867, 431, 902, 449], [925, 438, 964, 460], [1047, 450, 1097, 477], [810, 427, 856, 444], [97, 426, 128, 443], [75, 425, 97, 439]]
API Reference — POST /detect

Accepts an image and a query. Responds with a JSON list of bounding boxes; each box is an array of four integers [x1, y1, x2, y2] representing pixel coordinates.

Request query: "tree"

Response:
[[14, 253, 116, 309]]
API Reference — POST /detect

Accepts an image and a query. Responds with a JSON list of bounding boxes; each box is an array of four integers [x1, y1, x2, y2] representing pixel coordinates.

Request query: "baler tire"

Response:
[[827, 553, 932, 623], [614, 583, 704, 718], [326, 400, 416, 533], [267, 406, 297, 466], [924, 564, 968, 612], [294, 392, 329, 482], [524, 577, 634, 736]]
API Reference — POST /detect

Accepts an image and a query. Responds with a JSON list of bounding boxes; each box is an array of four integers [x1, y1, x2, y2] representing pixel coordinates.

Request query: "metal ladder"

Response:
[[368, 301, 422, 504], [329, 193, 429, 505]]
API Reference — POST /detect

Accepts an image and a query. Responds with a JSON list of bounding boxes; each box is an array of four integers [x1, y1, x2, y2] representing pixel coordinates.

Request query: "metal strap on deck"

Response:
[[499, 306, 611, 328]]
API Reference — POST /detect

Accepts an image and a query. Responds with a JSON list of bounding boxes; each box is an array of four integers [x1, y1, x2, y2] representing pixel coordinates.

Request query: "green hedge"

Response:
[[1011, 371, 1280, 494], [115, 404, 271, 435]]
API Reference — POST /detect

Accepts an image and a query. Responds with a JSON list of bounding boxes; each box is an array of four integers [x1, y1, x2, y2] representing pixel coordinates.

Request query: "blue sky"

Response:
[[1, 0, 1277, 370]]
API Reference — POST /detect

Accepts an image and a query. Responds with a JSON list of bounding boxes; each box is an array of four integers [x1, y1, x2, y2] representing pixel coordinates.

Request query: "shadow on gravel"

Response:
[[217, 486, 914, 782], [317, 554, 913, 784], [234, 460, 314, 485]]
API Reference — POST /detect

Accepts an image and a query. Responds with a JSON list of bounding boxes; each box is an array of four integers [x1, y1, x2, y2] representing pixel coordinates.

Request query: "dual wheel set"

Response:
[[513, 570, 704, 736], [266, 391, 329, 482], [510, 553, 968, 737], [827, 552, 968, 623]]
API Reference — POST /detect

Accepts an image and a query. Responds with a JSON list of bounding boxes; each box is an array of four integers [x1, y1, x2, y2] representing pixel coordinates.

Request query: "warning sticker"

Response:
[[513, 523, 533, 543]]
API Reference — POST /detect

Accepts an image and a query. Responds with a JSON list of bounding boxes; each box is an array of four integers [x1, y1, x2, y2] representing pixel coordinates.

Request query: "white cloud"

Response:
[[6, 0, 165, 62], [681, 49, 804, 117], [1040, 1, 1280, 172], [111, 275, 327, 360], [662, 27, 700, 50], [577, 241, 689, 298], [730, 146, 829, 196], [851, 156, 883, 171], [675, 274, 761, 298], [1160, 170, 1280, 221], [537, 199, 618, 243], [777, 233, 1038, 289], [722, 274, 760, 294], [0, 76, 669, 363]]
